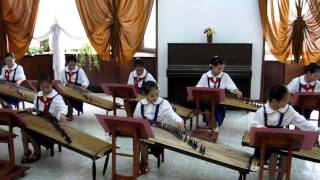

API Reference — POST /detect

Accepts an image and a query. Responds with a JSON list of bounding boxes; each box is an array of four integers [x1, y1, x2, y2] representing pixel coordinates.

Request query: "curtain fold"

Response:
[[0, 0, 40, 60], [259, 0, 320, 65], [75, 0, 154, 64]]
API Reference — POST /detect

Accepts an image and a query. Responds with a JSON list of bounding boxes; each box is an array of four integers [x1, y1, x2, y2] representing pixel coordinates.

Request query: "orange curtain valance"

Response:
[[0, 0, 39, 60], [75, 0, 154, 64], [259, 0, 320, 65]]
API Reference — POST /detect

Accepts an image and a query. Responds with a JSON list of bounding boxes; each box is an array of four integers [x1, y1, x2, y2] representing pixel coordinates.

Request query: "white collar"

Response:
[[37, 89, 58, 98], [206, 70, 223, 78], [133, 69, 147, 78], [265, 102, 289, 114], [141, 97, 164, 105], [300, 75, 316, 85], [5, 63, 17, 70], [65, 66, 79, 73]]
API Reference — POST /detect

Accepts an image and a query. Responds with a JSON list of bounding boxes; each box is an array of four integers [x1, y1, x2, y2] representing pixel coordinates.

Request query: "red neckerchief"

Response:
[[39, 95, 56, 113], [66, 71, 77, 83], [5, 67, 15, 81], [134, 73, 147, 92], [208, 77, 221, 88], [300, 83, 315, 92]]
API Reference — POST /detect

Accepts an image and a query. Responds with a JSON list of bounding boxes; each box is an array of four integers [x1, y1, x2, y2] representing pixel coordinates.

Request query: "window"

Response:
[[141, 0, 156, 52], [28, 0, 88, 55]]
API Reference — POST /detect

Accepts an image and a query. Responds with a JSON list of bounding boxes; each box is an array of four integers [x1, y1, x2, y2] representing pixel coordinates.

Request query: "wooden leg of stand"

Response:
[[259, 142, 266, 180], [318, 111, 320, 127], [286, 147, 293, 180], [161, 150, 164, 162], [92, 159, 96, 180], [124, 100, 133, 117], [238, 172, 246, 180], [50, 146, 54, 156], [8, 125, 15, 166], [103, 154, 110, 175], [112, 97, 117, 116], [133, 133, 140, 178], [111, 128, 116, 180]]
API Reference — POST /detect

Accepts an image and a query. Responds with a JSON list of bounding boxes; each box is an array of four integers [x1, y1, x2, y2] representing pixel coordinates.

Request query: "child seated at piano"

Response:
[[21, 74, 68, 163], [250, 84, 319, 179], [196, 55, 242, 131], [61, 55, 89, 120], [287, 62, 320, 119], [133, 81, 184, 174], [127, 57, 156, 93], [0, 52, 26, 108]]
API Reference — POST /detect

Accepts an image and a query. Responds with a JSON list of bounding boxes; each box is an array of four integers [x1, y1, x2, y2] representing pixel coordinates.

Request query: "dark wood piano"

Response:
[[167, 43, 252, 105]]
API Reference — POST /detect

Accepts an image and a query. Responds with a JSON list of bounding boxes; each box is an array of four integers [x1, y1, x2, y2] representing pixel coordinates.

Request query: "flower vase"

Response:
[[207, 34, 213, 43]]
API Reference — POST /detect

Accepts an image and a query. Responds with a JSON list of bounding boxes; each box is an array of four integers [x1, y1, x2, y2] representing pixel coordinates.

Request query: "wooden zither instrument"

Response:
[[16, 111, 111, 156], [140, 124, 252, 179], [0, 80, 35, 103], [53, 81, 114, 111], [220, 96, 263, 112], [14, 110, 112, 180]]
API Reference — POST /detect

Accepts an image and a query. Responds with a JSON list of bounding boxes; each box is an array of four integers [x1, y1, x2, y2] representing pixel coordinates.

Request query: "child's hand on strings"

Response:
[[176, 122, 185, 132]]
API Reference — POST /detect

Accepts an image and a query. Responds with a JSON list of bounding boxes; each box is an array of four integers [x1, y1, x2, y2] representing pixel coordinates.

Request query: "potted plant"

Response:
[[204, 27, 216, 43], [76, 42, 100, 71], [26, 47, 40, 56]]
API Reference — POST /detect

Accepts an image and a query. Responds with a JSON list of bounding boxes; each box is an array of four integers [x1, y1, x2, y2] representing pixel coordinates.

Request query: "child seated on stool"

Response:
[[287, 62, 320, 119], [196, 55, 242, 132], [61, 55, 89, 120], [127, 57, 156, 93], [21, 74, 68, 163], [0, 52, 26, 108], [250, 84, 319, 179], [133, 81, 184, 174]]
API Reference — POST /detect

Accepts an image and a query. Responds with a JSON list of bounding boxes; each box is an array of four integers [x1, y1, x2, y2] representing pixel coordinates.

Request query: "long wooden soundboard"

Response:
[[53, 82, 114, 111], [0, 81, 35, 103], [242, 131, 320, 163], [15, 111, 112, 179], [141, 127, 251, 179], [220, 97, 262, 112], [134, 94, 262, 119]]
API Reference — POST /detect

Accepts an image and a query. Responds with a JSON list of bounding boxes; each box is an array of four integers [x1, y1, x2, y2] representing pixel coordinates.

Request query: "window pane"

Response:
[[143, 1, 156, 49]]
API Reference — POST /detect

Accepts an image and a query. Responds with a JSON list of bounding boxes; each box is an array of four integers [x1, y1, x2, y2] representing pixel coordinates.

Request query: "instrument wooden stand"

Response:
[[95, 115, 153, 180], [187, 87, 225, 142], [0, 110, 30, 179], [250, 128, 315, 180], [291, 92, 320, 127], [100, 83, 137, 117]]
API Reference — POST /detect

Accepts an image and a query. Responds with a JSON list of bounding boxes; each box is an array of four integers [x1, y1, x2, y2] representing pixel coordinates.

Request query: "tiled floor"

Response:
[[1, 101, 319, 180]]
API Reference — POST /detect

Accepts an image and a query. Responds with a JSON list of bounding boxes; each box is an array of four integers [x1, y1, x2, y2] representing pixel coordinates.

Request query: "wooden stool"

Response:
[[0, 111, 30, 179]]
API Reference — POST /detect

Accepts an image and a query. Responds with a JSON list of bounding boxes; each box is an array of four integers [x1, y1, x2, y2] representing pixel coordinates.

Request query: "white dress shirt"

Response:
[[287, 75, 320, 93], [196, 70, 238, 92], [127, 69, 156, 88], [61, 66, 89, 87], [134, 97, 182, 126], [34, 89, 68, 120], [251, 102, 319, 132], [0, 63, 26, 82]]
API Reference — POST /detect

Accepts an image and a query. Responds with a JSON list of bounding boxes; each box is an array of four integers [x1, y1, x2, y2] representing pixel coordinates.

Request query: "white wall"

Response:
[[158, 0, 263, 99]]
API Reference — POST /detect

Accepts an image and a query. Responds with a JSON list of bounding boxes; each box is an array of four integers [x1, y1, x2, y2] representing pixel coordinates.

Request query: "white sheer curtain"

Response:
[[32, 0, 87, 80]]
